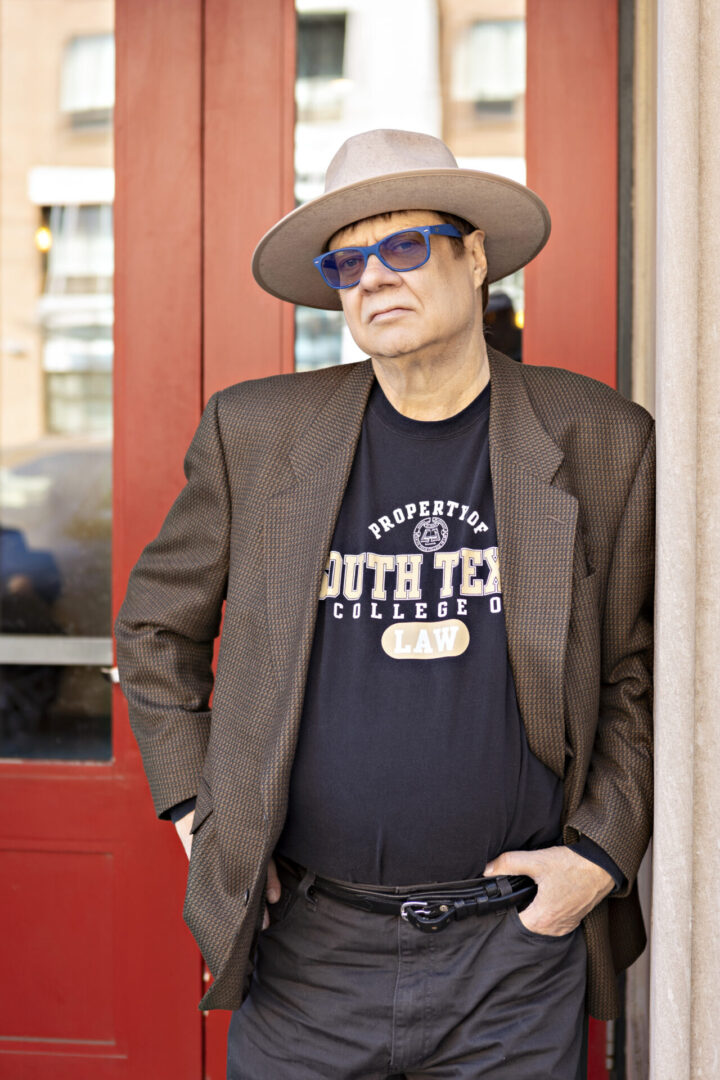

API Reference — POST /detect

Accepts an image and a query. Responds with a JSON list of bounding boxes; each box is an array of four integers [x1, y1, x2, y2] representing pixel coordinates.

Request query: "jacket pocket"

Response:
[[572, 567, 600, 607]]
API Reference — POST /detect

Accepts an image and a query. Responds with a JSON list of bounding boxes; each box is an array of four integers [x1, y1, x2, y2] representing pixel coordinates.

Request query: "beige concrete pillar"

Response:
[[631, 0, 657, 418], [625, 3, 658, 1074], [650, 0, 720, 1076]]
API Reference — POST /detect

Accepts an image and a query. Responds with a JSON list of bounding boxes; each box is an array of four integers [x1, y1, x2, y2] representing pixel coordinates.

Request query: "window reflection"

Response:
[[0, 445, 112, 637], [0, 0, 114, 761], [43, 203, 114, 293], [60, 32, 115, 130], [294, 0, 527, 372], [450, 20, 526, 119], [296, 13, 348, 125], [0, 663, 111, 761]]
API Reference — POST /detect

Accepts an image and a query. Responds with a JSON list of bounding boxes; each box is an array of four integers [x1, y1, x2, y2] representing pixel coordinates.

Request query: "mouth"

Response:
[[369, 307, 411, 323]]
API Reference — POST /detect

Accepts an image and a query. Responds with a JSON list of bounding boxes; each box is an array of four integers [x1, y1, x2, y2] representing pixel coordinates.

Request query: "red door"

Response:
[[0, 2, 206, 1077], [526, 5, 620, 1072]]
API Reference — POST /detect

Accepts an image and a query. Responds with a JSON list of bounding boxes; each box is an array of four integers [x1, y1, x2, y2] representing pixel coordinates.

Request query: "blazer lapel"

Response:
[[263, 360, 375, 731], [487, 347, 577, 777]]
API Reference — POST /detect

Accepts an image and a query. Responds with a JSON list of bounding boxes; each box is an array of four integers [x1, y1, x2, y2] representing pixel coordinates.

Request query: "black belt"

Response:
[[309, 873, 538, 933]]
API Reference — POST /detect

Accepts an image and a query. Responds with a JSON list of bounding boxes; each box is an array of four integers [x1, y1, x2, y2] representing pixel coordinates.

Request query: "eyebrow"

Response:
[[327, 222, 436, 251]]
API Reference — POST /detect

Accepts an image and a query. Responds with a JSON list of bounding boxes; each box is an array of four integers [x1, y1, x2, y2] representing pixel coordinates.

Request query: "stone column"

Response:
[[625, 0, 657, 1073], [650, 0, 720, 1077]]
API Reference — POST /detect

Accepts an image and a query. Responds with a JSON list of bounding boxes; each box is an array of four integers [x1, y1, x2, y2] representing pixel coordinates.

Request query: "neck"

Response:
[[371, 334, 490, 421]]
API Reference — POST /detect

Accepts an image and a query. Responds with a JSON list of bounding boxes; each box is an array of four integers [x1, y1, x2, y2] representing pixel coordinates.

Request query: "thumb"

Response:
[[484, 850, 532, 878]]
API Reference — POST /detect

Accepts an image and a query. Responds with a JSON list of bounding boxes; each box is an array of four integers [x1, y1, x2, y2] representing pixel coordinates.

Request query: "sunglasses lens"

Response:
[[379, 230, 428, 270], [319, 230, 431, 288], [321, 249, 365, 288]]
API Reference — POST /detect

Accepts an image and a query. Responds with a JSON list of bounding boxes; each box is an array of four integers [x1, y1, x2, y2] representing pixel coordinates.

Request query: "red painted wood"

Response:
[[588, 1017, 610, 1080], [203, 0, 296, 399], [525, 0, 618, 391], [525, 4, 618, 1077], [0, 0, 207, 1075], [3, 849, 115, 1041], [112, 0, 204, 1076], [201, 3, 296, 1072]]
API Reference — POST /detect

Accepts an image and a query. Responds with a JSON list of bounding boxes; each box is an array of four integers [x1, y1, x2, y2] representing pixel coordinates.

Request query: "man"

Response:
[[114, 130, 654, 1079]]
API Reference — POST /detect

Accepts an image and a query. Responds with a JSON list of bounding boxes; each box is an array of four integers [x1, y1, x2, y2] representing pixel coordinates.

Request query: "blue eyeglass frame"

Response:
[[313, 224, 463, 289]]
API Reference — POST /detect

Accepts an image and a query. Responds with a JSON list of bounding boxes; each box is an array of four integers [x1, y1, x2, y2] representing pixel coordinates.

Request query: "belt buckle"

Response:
[[400, 898, 454, 933]]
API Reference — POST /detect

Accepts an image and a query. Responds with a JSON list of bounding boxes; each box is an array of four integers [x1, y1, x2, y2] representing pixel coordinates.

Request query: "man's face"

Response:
[[328, 210, 487, 364]]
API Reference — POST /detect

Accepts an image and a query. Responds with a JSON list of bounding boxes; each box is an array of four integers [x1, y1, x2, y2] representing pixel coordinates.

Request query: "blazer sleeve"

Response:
[[114, 391, 230, 819], [564, 422, 655, 895]]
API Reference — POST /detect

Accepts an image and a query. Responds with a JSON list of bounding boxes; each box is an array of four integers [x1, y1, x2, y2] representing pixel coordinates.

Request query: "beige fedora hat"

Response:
[[251, 128, 551, 311]]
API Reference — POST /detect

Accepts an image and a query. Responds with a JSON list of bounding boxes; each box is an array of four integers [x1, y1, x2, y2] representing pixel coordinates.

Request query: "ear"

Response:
[[464, 229, 487, 292]]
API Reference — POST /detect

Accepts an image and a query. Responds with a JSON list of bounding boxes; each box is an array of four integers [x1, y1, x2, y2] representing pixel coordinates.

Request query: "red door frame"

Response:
[[113, 1, 296, 1077], [526, 4, 619, 1076], [110, 1, 620, 1077], [203, 0, 296, 396], [525, 0, 618, 389], [113, 1, 207, 1077], [201, 1, 297, 1073]]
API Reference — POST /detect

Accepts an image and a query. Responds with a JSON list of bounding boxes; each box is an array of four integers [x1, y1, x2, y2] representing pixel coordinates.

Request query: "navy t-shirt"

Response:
[[275, 378, 564, 885]]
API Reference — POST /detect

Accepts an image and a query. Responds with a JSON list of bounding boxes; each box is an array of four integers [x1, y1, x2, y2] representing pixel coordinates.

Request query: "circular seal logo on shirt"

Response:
[[413, 516, 449, 553]]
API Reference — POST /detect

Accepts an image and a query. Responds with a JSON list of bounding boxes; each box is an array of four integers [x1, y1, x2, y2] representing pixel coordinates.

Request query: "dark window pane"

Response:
[[0, 664, 111, 761], [297, 14, 346, 79], [1, 446, 112, 637]]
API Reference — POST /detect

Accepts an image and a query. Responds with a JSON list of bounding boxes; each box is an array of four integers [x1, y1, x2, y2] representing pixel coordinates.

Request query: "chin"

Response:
[[366, 333, 422, 359]]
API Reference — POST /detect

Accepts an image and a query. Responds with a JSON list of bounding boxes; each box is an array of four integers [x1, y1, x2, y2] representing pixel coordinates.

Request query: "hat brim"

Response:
[[251, 168, 551, 310]]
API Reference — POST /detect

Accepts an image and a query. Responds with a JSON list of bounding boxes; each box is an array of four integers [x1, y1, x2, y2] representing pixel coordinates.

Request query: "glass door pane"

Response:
[[294, 0, 526, 372], [0, 1, 115, 760]]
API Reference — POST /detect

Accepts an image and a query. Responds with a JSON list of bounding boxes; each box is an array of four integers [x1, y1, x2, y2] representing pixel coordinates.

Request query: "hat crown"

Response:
[[324, 129, 459, 193]]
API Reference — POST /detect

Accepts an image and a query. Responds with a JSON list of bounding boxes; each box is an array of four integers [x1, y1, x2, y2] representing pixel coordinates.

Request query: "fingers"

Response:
[[260, 858, 282, 931], [514, 898, 542, 932], [176, 828, 192, 860], [515, 899, 580, 937], [174, 814, 194, 861], [484, 849, 536, 878], [266, 856, 281, 904], [499, 846, 610, 935]]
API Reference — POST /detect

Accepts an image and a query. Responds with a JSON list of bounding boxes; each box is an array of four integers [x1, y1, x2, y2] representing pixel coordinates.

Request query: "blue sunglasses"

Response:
[[313, 224, 463, 290]]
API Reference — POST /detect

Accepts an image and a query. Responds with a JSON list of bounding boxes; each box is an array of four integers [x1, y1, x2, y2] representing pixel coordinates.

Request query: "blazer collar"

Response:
[[288, 359, 375, 483], [486, 345, 564, 483], [287, 347, 565, 487], [486, 346, 576, 778]]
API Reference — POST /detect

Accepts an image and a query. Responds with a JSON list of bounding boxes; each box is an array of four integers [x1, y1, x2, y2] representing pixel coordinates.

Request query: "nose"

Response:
[[358, 253, 401, 291]]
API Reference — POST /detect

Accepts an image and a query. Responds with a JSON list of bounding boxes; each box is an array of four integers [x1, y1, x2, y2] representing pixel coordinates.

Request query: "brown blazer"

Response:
[[114, 346, 654, 1019]]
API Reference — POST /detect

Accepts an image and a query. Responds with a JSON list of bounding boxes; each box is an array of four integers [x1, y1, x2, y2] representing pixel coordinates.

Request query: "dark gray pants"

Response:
[[227, 861, 587, 1079]]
